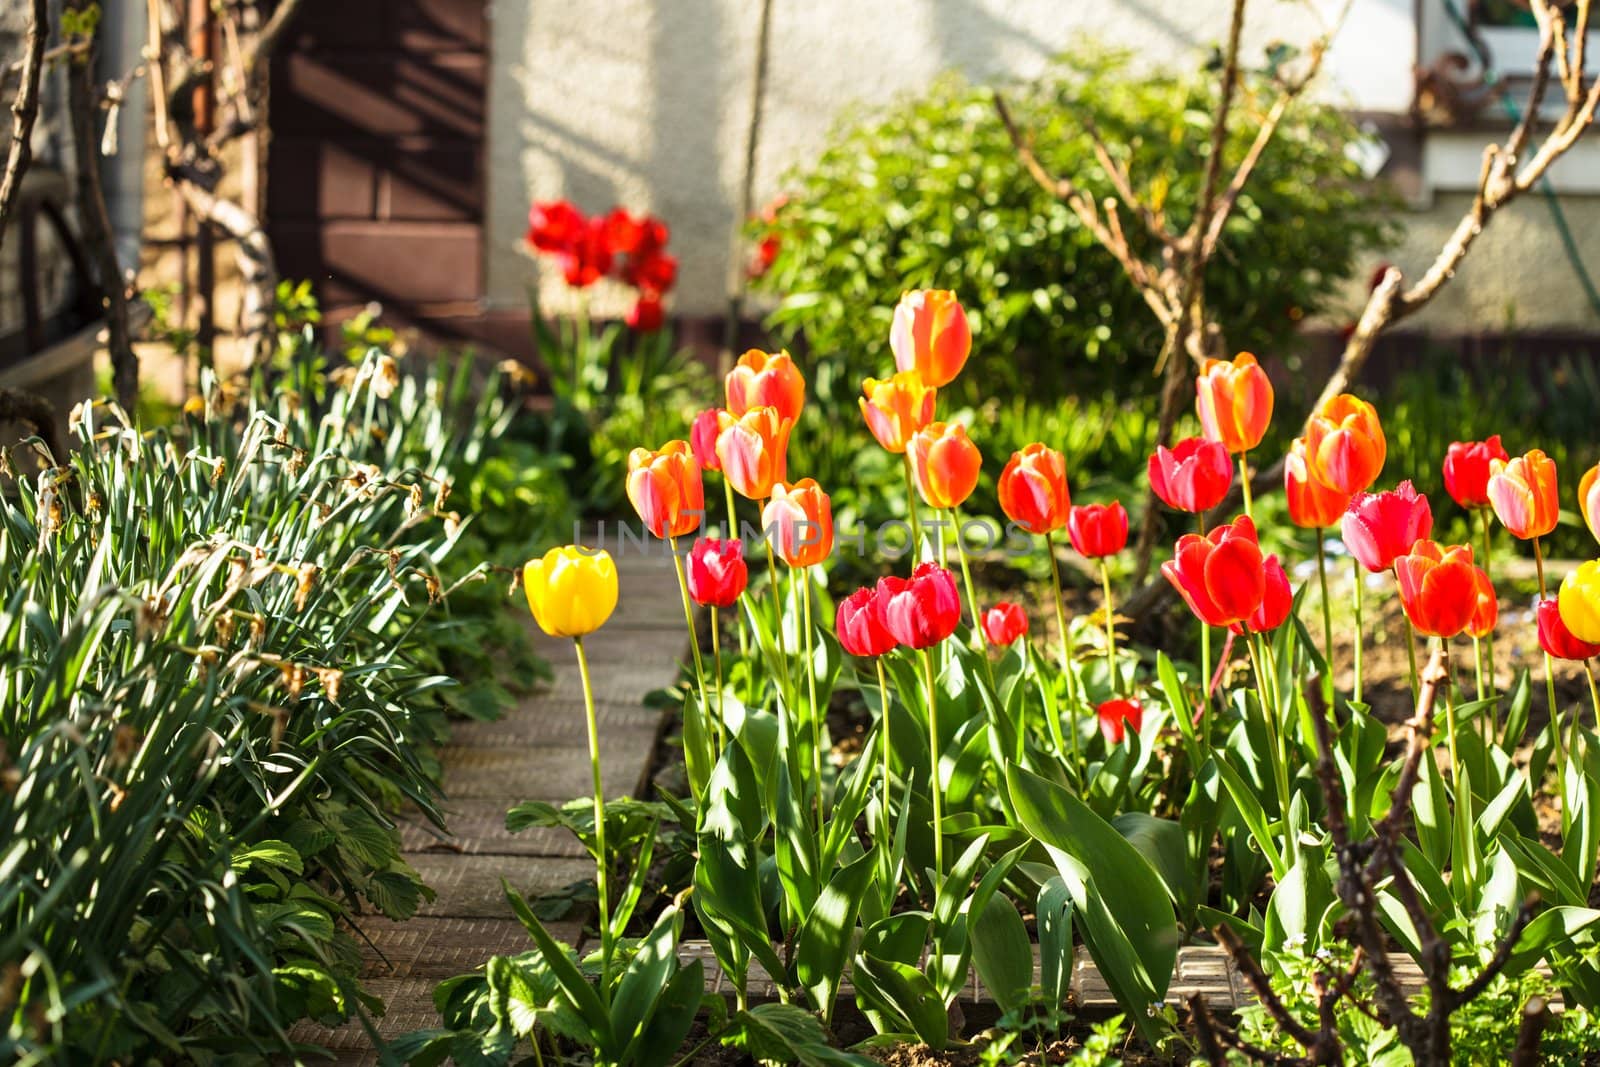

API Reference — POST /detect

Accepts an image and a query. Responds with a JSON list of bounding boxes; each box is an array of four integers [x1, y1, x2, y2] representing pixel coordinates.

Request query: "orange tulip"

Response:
[[1578, 463, 1600, 545], [1285, 437, 1351, 529], [762, 479, 835, 568], [859, 370, 937, 454], [715, 406, 792, 501], [890, 290, 971, 387], [1394, 540, 1479, 639], [625, 440, 704, 540], [1467, 564, 1498, 639], [1304, 393, 1386, 495], [1196, 352, 1273, 454], [1488, 449, 1559, 540], [725, 349, 805, 423], [908, 421, 982, 510], [998, 444, 1070, 534]]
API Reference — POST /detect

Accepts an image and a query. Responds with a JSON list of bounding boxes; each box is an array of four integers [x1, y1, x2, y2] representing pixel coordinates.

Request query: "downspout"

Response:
[[96, 0, 146, 273]]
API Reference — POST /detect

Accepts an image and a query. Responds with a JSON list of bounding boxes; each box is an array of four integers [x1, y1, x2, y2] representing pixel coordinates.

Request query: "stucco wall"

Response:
[[486, 0, 1599, 332]]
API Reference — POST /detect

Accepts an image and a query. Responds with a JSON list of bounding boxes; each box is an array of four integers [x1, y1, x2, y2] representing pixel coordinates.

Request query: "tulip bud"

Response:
[[890, 289, 971, 387], [523, 546, 618, 638], [1148, 437, 1232, 514], [1232, 555, 1292, 635], [909, 422, 982, 511], [1442, 435, 1508, 510], [999, 444, 1070, 535], [837, 586, 897, 657], [1559, 561, 1600, 645], [981, 602, 1029, 646], [1341, 482, 1433, 573], [716, 406, 792, 500], [686, 537, 747, 609], [1488, 449, 1560, 541], [690, 408, 728, 471], [1580, 464, 1600, 547], [1196, 352, 1273, 455], [726, 349, 806, 423], [1304, 394, 1386, 495], [1096, 698, 1143, 744], [1285, 437, 1351, 529], [626, 440, 704, 540], [859, 370, 937, 454]]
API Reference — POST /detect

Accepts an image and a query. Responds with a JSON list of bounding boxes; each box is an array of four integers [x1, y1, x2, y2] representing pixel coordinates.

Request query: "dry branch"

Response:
[[0, 0, 49, 254]]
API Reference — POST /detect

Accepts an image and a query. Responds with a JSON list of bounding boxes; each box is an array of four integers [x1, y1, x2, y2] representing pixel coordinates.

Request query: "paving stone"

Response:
[[410, 854, 596, 918], [399, 801, 588, 857], [351, 916, 582, 979], [440, 741, 655, 801], [447, 699, 663, 747]]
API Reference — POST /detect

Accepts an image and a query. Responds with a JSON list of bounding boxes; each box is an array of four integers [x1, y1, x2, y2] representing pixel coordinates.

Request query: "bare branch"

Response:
[[0, 0, 48, 254], [1216, 924, 1319, 1049], [167, 159, 277, 367], [1184, 0, 1249, 255], [1511, 996, 1551, 1067]]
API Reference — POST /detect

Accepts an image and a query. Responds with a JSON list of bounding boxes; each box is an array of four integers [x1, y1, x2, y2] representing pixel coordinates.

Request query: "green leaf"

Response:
[[795, 849, 878, 1022], [970, 893, 1032, 1014], [722, 1003, 876, 1066], [1037, 877, 1075, 1009], [611, 906, 685, 1053]]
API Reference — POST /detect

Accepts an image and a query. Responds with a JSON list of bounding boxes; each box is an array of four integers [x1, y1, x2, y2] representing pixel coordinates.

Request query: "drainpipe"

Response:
[[96, 0, 147, 273]]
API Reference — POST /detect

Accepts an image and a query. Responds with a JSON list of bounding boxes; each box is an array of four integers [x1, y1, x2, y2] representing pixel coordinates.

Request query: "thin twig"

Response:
[[0, 0, 49, 255]]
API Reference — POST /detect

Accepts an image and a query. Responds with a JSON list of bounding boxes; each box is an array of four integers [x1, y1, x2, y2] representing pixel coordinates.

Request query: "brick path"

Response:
[[289, 551, 685, 1064]]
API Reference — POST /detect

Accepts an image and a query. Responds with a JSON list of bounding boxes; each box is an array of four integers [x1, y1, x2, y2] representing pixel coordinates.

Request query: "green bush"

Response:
[[753, 47, 1399, 406]]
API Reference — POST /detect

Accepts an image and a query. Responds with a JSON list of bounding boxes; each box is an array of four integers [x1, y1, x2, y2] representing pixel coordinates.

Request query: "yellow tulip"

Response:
[[1558, 560, 1600, 644], [523, 546, 618, 638]]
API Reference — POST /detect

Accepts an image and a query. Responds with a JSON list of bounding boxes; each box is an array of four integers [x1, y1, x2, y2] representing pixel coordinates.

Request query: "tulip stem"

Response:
[[902, 453, 925, 567], [950, 507, 998, 693], [799, 566, 824, 818], [763, 528, 794, 702], [1238, 452, 1254, 521], [1045, 530, 1080, 770], [1315, 534, 1334, 679], [1099, 560, 1119, 696], [670, 537, 716, 744], [921, 647, 944, 882], [1478, 509, 1496, 701], [1247, 631, 1291, 817], [1472, 634, 1486, 705], [1535, 535, 1566, 776], [1586, 660, 1600, 740], [1400, 605, 1421, 706], [1352, 558, 1365, 706], [1196, 513, 1212, 749], [876, 656, 895, 853], [725, 477, 750, 661], [1441, 639, 1460, 786], [574, 636, 612, 1000], [712, 606, 726, 756]]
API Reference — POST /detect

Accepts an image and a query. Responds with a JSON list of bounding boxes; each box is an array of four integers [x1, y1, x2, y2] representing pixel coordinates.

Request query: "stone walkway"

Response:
[[290, 551, 686, 1065]]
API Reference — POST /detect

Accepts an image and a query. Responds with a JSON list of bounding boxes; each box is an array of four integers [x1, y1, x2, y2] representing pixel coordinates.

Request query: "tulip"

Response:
[[1394, 541, 1479, 639], [890, 289, 971, 387], [1488, 449, 1559, 543], [837, 587, 897, 658], [1467, 566, 1498, 640], [1148, 437, 1232, 515], [526, 199, 586, 255], [626, 293, 664, 332], [860, 370, 937, 454], [1443, 435, 1508, 511], [685, 537, 747, 609], [1286, 438, 1351, 529], [1304, 393, 1386, 495], [626, 440, 704, 540], [1096, 698, 1143, 745], [1197, 353, 1273, 515], [874, 562, 962, 651], [690, 408, 726, 472], [1559, 561, 1600, 645], [982, 602, 1029, 647], [763, 479, 834, 568], [877, 562, 962, 876], [999, 444, 1070, 535], [523, 546, 618, 638], [908, 421, 982, 511], [1232, 555, 1292, 635], [523, 544, 620, 980], [726, 349, 806, 423], [1581, 464, 1600, 546], [1067, 502, 1128, 559], [1341, 482, 1433, 573], [1161, 515, 1267, 629], [716, 406, 792, 501], [1540, 597, 1600, 660]]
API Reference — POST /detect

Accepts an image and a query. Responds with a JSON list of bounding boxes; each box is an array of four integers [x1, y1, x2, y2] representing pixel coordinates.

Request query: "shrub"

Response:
[[752, 47, 1399, 407]]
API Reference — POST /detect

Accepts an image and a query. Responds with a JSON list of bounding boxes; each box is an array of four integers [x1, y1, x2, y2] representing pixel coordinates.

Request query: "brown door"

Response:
[[267, 0, 486, 327]]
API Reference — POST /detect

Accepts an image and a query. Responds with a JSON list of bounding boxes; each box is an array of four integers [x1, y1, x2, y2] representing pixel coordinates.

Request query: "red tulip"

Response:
[[1160, 515, 1267, 628], [1067, 502, 1128, 559], [726, 349, 806, 423], [1488, 449, 1559, 541], [981, 602, 1029, 646], [1537, 597, 1600, 661], [890, 289, 971, 387], [626, 440, 704, 540], [837, 586, 897, 657], [1467, 565, 1497, 640], [1196, 352, 1273, 455], [1097, 698, 1143, 744], [1442, 435, 1508, 510], [685, 537, 747, 609], [690, 408, 727, 472], [1394, 541, 1480, 638], [1341, 482, 1433, 573], [626, 292, 665, 332], [1148, 437, 1232, 514], [1285, 437, 1351, 529], [998, 444, 1070, 535], [527, 199, 587, 253], [1232, 555, 1292, 635], [763, 479, 834, 568], [874, 562, 961, 650]]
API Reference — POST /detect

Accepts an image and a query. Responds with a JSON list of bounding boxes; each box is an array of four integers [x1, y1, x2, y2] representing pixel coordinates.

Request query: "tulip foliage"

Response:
[[432, 280, 1600, 1064]]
